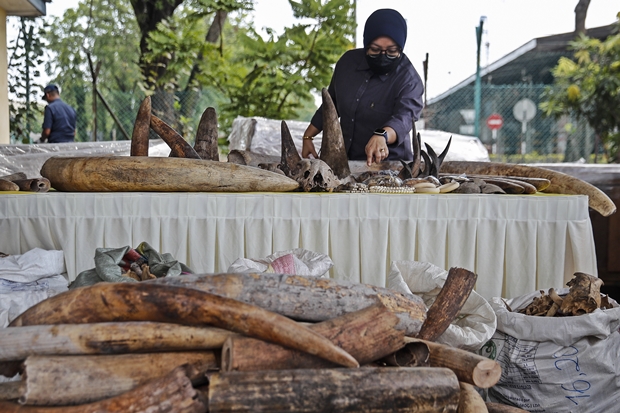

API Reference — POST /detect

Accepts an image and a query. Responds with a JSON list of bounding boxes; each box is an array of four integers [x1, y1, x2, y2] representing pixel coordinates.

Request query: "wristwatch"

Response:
[[373, 128, 389, 144]]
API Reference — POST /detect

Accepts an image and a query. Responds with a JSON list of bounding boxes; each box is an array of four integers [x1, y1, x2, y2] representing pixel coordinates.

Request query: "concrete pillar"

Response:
[[0, 8, 9, 144]]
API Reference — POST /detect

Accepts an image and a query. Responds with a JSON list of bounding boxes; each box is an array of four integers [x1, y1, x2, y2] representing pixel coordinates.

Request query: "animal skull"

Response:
[[292, 159, 340, 192]]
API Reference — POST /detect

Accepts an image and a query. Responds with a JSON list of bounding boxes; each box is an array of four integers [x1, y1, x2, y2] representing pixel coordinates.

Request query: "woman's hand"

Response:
[[302, 138, 319, 159], [365, 134, 389, 166]]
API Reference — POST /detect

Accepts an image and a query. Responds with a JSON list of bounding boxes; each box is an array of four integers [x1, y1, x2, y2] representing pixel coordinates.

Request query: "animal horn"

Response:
[[410, 132, 422, 178], [398, 160, 413, 180], [194, 107, 220, 161], [434, 136, 452, 176], [424, 143, 440, 178], [130, 96, 151, 157], [420, 150, 432, 177], [319, 88, 351, 179], [150, 115, 201, 159], [280, 120, 302, 178], [438, 136, 452, 164]]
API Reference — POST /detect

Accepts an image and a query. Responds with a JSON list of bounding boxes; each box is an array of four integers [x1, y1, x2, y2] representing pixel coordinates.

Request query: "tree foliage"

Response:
[[218, 0, 355, 123], [40, 0, 354, 142], [540, 13, 620, 162], [142, 0, 354, 132]]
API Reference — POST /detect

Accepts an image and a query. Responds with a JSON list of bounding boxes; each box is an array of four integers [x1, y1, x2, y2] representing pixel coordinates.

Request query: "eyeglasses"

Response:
[[367, 45, 401, 59]]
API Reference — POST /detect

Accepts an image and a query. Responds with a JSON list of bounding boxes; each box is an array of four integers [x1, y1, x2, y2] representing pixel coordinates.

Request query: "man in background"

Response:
[[40, 84, 76, 143]]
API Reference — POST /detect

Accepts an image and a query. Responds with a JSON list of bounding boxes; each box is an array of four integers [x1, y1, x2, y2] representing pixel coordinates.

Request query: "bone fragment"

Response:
[[560, 272, 604, 316]]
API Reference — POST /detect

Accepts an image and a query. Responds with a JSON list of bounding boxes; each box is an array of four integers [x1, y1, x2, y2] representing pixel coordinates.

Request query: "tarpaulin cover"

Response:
[[0, 139, 171, 178], [227, 115, 490, 162]]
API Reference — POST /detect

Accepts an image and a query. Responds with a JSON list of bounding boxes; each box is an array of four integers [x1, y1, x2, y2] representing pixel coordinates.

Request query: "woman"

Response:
[[301, 8, 424, 166]]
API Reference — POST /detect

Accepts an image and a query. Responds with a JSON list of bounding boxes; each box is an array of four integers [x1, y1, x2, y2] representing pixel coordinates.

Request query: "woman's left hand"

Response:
[[365, 135, 389, 166]]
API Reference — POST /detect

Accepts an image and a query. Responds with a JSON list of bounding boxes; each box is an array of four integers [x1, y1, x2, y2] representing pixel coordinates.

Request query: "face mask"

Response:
[[365, 54, 401, 75]]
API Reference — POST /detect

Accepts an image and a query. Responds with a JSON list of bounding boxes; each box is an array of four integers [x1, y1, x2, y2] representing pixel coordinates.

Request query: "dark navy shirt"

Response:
[[42, 98, 77, 143], [310, 48, 424, 161]]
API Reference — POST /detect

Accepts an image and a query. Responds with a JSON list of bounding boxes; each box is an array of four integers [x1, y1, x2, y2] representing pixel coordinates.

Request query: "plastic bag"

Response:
[[387, 260, 496, 352], [228, 248, 333, 277], [484, 289, 620, 413], [70, 242, 193, 289]]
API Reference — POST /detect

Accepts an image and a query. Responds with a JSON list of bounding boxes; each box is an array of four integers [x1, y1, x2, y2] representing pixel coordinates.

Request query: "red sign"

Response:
[[486, 114, 504, 130]]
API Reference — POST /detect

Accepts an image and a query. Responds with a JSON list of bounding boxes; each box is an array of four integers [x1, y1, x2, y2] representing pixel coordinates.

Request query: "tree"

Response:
[[129, 0, 184, 88], [574, 0, 591, 34], [130, 0, 253, 126], [218, 0, 355, 122], [142, 0, 354, 134], [8, 17, 47, 143], [540, 13, 620, 162]]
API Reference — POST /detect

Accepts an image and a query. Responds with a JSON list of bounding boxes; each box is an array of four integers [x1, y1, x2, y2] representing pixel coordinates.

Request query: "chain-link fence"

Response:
[[423, 53, 602, 162], [69, 88, 223, 145], [13, 52, 599, 164], [15, 79, 597, 164], [11, 87, 223, 146]]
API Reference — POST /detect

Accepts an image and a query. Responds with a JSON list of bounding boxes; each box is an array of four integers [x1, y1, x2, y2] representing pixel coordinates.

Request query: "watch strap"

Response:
[[374, 128, 388, 144]]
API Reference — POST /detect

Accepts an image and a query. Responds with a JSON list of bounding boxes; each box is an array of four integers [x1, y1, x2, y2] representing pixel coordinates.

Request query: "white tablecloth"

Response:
[[0, 192, 597, 299]]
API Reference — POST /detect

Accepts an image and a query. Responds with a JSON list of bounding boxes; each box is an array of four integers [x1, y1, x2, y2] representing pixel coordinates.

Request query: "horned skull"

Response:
[[292, 159, 340, 192]]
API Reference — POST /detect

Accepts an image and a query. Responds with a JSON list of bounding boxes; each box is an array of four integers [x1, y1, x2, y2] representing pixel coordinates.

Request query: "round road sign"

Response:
[[513, 98, 537, 123], [486, 113, 503, 130]]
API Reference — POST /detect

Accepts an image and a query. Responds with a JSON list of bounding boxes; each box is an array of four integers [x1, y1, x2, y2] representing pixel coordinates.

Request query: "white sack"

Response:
[[0, 248, 65, 283], [387, 260, 496, 352], [485, 290, 620, 413], [0, 249, 69, 328], [228, 248, 333, 277], [0, 275, 68, 327]]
